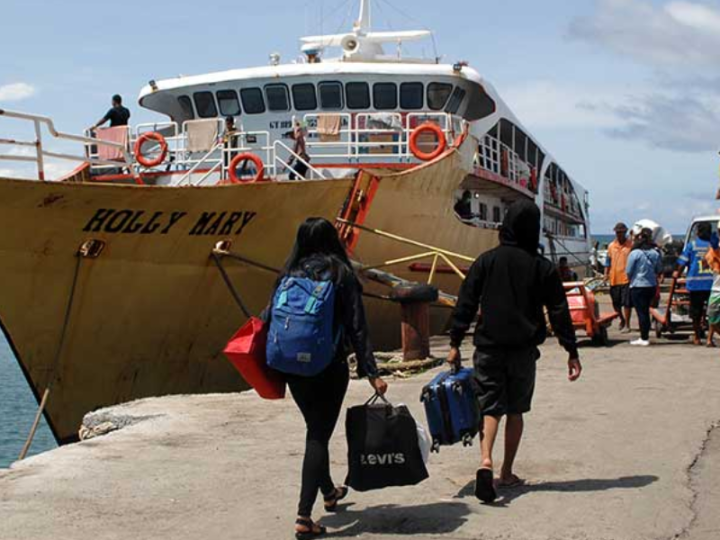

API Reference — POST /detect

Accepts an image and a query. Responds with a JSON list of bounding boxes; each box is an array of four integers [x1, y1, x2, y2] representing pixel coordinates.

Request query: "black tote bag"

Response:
[[345, 394, 429, 492]]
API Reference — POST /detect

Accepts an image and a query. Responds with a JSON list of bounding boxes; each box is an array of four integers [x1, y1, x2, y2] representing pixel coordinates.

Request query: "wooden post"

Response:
[[400, 301, 431, 361]]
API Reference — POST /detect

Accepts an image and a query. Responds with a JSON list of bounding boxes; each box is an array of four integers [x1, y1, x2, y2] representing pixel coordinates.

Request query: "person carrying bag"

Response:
[[346, 393, 429, 492], [266, 217, 388, 540]]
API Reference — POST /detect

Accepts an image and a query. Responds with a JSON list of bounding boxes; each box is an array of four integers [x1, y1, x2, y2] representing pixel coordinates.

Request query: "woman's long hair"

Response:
[[279, 217, 354, 283]]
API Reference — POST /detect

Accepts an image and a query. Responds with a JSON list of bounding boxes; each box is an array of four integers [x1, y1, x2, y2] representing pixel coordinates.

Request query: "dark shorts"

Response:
[[689, 290, 711, 321], [473, 346, 540, 417], [610, 284, 632, 311]]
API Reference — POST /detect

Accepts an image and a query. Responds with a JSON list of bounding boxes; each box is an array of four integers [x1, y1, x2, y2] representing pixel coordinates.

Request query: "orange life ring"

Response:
[[134, 132, 168, 168], [409, 122, 447, 161], [228, 153, 265, 184]]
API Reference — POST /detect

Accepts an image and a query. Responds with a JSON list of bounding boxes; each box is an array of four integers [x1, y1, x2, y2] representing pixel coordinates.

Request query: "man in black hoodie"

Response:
[[447, 200, 582, 503]]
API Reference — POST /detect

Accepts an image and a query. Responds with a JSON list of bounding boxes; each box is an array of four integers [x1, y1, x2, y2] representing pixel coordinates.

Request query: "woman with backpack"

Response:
[[626, 228, 663, 347], [267, 217, 388, 539]]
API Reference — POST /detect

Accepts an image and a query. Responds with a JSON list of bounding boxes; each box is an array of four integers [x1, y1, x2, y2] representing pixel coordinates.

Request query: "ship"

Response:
[[0, 0, 592, 443]]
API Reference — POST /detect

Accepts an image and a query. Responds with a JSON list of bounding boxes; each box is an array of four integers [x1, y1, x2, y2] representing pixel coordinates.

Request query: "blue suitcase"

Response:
[[420, 368, 480, 452]]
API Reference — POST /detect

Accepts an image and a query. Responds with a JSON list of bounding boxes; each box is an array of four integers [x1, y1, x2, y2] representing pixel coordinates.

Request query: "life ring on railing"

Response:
[[228, 153, 265, 184], [134, 132, 168, 168], [409, 122, 447, 161]]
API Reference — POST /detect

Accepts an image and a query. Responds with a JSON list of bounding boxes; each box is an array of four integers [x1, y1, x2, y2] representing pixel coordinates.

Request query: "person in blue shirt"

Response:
[[675, 222, 715, 345], [626, 228, 663, 346]]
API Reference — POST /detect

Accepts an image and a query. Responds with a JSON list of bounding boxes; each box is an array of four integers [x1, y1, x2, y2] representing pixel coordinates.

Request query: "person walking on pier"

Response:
[[626, 228, 663, 347], [270, 217, 388, 539], [605, 223, 634, 333], [446, 200, 581, 504], [675, 222, 715, 346]]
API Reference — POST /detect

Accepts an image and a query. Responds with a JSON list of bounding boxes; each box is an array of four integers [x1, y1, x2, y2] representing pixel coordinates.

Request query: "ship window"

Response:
[[400, 82, 424, 110], [493, 206, 502, 223], [265, 84, 290, 112], [177, 96, 195, 120], [479, 203, 487, 221], [319, 82, 343, 110], [427, 83, 453, 110], [216, 90, 241, 117], [240, 88, 266, 114], [373, 83, 398, 110], [292, 84, 317, 111], [446, 87, 467, 114], [346, 82, 370, 110], [193, 91, 218, 118]]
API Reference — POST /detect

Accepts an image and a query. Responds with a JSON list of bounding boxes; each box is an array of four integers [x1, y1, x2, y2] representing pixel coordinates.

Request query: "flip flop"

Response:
[[475, 468, 497, 503], [496, 475, 525, 489]]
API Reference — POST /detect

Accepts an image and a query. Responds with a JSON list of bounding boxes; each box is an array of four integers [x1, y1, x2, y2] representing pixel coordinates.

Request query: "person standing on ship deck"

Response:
[[626, 228, 663, 347], [605, 222, 634, 333], [675, 222, 715, 346], [89, 94, 131, 130], [446, 200, 582, 504], [269, 218, 388, 539], [288, 123, 310, 180]]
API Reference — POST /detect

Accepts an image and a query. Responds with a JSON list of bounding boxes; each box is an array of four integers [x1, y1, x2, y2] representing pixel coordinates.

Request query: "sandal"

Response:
[[295, 518, 326, 540], [475, 468, 497, 503], [323, 486, 349, 512]]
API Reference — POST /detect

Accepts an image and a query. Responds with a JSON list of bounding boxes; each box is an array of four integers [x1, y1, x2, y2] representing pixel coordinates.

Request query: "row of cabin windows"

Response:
[[179, 82, 467, 120]]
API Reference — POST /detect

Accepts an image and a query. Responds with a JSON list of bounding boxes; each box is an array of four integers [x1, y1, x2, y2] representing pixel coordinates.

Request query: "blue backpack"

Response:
[[266, 276, 338, 376]]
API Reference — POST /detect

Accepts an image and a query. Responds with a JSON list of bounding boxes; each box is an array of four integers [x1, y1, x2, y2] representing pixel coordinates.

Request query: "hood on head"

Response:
[[499, 200, 541, 253]]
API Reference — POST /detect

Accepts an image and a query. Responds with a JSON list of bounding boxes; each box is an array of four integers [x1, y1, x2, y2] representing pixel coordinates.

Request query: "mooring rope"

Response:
[[18, 252, 83, 461], [210, 252, 252, 319]]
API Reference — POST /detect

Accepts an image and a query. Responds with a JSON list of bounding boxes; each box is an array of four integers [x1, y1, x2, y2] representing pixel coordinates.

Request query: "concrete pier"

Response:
[[1, 330, 720, 540]]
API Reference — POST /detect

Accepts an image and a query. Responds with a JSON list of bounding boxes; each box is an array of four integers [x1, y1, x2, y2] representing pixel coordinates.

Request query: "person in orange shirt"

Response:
[[605, 222, 634, 332]]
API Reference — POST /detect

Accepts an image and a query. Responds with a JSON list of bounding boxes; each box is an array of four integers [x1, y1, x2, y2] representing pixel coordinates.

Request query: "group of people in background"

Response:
[[604, 220, 720, 347]]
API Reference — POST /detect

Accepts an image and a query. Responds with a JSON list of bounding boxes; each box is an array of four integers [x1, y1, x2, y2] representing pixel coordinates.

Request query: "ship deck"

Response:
[[2, 316, 719, 540]]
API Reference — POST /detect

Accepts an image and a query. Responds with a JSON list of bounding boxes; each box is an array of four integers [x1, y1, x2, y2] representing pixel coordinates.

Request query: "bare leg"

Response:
[[481, 415, 501, 471], [693, 319, 703, 345], [624, 307, 632, 331], [499, 414, 524, 484], [708, 325, 717, 347]]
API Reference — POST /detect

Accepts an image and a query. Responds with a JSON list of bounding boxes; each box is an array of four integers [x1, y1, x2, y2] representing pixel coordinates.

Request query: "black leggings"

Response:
[[286, 360, 349, 517], [631, 287, 656, 340]]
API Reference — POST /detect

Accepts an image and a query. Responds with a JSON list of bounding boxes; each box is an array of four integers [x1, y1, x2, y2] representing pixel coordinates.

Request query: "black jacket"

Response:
[[449, 201, 578, 357], [283, 256, 379, 379]]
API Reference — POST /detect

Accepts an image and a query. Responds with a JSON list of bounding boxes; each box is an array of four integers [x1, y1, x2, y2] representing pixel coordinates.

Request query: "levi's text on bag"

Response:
[[266, 276, 337, 376]]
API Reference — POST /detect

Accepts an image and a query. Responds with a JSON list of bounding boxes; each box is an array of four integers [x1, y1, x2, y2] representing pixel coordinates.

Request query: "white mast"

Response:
[[355, 0, 371, 35]]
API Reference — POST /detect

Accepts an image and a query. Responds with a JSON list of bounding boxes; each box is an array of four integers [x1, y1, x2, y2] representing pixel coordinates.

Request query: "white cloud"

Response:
[[666, 1, 720, 33], [569, 0, 720, 68], [0, 82, 37, 102], [503, 81, 622, 130]]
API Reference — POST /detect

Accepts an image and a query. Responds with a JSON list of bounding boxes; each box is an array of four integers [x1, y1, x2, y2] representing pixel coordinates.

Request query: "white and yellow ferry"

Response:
[[0, 0, 591, 443]]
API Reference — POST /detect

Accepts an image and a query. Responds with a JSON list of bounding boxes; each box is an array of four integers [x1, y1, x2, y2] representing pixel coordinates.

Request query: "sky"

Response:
[[1, 0, 720, 234]]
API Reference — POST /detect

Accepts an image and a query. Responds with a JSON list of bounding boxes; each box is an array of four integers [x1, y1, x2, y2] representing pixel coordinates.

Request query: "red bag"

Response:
[[223, 317, 285, 400]]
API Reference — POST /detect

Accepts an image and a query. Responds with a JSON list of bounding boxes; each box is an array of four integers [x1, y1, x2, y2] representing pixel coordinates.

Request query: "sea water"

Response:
[[0, 335, 56, 468]]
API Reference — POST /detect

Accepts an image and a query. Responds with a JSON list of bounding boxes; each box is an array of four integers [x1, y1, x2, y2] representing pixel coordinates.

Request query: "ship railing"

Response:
[[0, 109, 140, 182], [477, 134, 531, 188], [303, 112, 461, 163], [335, 218, 475, 289]]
